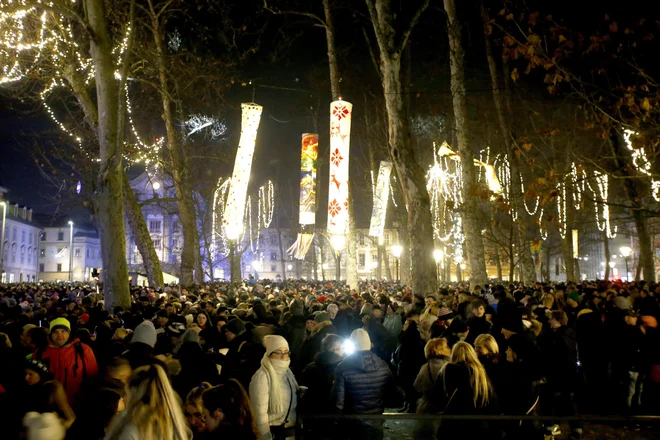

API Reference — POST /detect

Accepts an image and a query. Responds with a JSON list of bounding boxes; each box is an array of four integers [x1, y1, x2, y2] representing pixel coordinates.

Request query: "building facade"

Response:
[[37, 218, 102, 283], [0, 187, 41, 283]]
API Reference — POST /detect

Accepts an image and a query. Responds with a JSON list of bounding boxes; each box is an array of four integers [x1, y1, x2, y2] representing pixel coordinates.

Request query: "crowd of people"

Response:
[[0, 278, 659, 440]]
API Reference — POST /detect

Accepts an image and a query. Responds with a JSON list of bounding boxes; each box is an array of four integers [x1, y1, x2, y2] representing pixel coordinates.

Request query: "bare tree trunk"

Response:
[[122, 171, 164, 288], [444, 0, 488, 287], [610, 131, 655, 281], [85, 0, 130, 309], [322, 0, 340, 100], [397, 206, 412, 285], [147, 0, 199, 286], [277, 227, 286, 281], [603, 230, 611, 280], [366, 0, 436, 296], [346, 190, 359, 288], [312, 239, 318, 280]]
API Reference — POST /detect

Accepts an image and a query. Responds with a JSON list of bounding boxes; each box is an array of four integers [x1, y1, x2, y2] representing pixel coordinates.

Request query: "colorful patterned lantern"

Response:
[[288, 134, 319, 259], [327, 100, 353, 250]]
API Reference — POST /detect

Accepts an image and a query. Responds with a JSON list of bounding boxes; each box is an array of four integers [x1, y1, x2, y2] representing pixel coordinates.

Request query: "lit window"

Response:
[[57, 231, 64, 241], [149, 221, 162, 233]]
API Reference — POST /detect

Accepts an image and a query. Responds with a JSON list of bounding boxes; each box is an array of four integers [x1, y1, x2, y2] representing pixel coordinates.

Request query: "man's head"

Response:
[[624, 310, 638, 326], [550, 311, 568, 329], [326, 303, 339, 320], [156, 309, 169, 327], [49, 317, 71, 348], [424, 295, 437, 308], [350, 328, 371, 352], [470, 299, 486, 318], [225, 318, 245, 342], [321, 333, 343, 357]]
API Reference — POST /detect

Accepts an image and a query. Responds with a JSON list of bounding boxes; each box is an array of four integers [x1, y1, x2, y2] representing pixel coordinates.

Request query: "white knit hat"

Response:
[[263, 334, 289, 356], [131, 321, 157, 348], [350, 328, 371, 351]]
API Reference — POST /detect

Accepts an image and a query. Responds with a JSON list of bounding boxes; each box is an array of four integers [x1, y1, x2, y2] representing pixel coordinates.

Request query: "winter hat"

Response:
[[131, 321, 157, 348], [317, 295, 327, 304], [225, 318, 246, 336], [501, 313, 524, 334], [182, 328, 200, 344], [437, 307, 454, 320], [289, 299, 304, 317], [184, 314, 194, 327], [577, 309, 593, 318], [26, 359, 52, 381], [350, 328, 371, 351], [614, 296, 632, 310], [263, 334, 289, 356], [79, 313, 89, 324], [48, 318, 70, 335], [167, 322, 186, 337], [23, 412, 65, 440], [314, 311, 330, 323], [448, 318, 468, 334]]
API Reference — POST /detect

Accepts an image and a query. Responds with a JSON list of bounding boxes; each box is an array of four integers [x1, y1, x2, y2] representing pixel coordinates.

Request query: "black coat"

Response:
[[538, 326, 578, 391], [300, 351, 343, 413], [277, 315, 308, 372], [173, 341, 220, 399], [332, 350, 394, 414], [300, 321, 337, 370], [393, 321, 426, 386], [466, 316, 493, 345]]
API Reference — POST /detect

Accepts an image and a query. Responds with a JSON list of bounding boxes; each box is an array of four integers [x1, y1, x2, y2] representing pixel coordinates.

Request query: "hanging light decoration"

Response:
[[289, 133, 318, 259], [623, 128, 660, 202], [224, 103, 263, 240], [369, 161, 393, 239], [327, 100, 353, 251]]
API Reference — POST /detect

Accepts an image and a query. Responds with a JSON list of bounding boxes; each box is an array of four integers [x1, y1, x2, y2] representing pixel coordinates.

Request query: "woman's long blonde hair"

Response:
[[474, 334, 499, 356], [104, 363, 191, 440], [449, 342, 492, 407]]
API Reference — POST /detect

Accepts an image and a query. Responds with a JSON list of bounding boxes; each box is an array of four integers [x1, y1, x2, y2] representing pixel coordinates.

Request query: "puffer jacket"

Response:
[[332, 350, 393, 414], [249, 366, 298, 439], [34, 338, 99, 407], [414, 356, 449, 413]]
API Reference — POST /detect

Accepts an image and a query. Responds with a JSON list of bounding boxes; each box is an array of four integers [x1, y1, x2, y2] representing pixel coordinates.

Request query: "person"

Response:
[[393, 316, 426, 413], [33, 317, 98, 409], [414, 337, 451, 414], [474, 334, 503, 390], [300, 333, 343, 414], [184, 382, 212, 435], [123, 320, 158, 369], [466, 299, 493, 345], [332, 329, 395, 440], [299, 312, 337, 369], [223, 318, 263, 389], [172, 329, 219, 400], [276, 300, 307, 374], [202, 380, 258, 439], [432, 342, 500, 439], [104, 363, 191, 440], [249, 335, 298, 440]]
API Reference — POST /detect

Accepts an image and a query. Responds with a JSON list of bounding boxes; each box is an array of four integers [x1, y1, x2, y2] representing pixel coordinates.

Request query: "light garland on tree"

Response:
[[585, 170, 617, 239], [185, 114, 227, 139], [258, 180, 274, 229], [519, 173, 540, 216], [556, 182, 567, 239], [623, 128, 660, 202], [538, 208, 548, 240]]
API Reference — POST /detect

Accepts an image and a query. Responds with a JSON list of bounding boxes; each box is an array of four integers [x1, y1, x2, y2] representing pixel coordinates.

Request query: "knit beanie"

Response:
[[49, 317, 70, 335], [289, 299, 304, 317], [25, 359, 52, 381], [315, 311, 330, 323], [226, 318, 246, 336], [23, 412, 65, 440], [614, 296, 632, 310], [263, 334, 289, 356], [131, 321, 157, 348], [182, 328, 200, 344], [350, 328, 371, 351]]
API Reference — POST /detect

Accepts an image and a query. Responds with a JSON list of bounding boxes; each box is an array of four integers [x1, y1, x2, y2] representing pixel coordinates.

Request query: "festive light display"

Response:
[[586, 170, 617, 239], [623, 128, 660, 202], [185, 114, 227, 139], [288, 134, 318, 260], [223, 103, 263, 240], [572, 229, 579, 259], [258, 180, 274, 230], [369, 161, 393, 238], [327, 100, 353, 250]]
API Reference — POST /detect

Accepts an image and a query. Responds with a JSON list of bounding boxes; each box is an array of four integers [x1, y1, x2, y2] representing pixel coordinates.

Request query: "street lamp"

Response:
[[608, 261, 616, 280], [68, 221, 74, 283], [434, 249, 443, 281], [392, 245, 402, 281], [0, 201, 5, 283], [620, 246, 632, 282], [287, 264, 293, 271]]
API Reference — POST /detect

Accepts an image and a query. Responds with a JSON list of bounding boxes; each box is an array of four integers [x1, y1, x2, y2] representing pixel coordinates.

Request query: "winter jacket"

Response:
[[393, 321, 427, 387], [222, 331, 265, 390], [383, 313, 403, 339], [173, 341, 220, 399], [538, 326, 578, 391], [466, 316, 493, 345], [34, 338, 98, 407], [249, 366, 298, 439], [300, 321, 337, 369], [277, 316, 307, 373], [332, 350, 394, 414], [300, 350, 343, 413], [366, 319, 397, 364], [413, 356, 449, 413]]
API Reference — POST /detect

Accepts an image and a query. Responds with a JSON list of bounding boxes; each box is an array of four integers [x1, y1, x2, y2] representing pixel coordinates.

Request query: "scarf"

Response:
[[260, 354, 298, 416]]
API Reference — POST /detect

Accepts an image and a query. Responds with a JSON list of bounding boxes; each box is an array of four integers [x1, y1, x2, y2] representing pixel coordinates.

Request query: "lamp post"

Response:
[[620, 246, 632, 282], [392, 245, 402, 281], [608, 261, 616, 280], [68, 221, 74, 282], [433, 249, 443, 282], [0, 201, 5, 283]]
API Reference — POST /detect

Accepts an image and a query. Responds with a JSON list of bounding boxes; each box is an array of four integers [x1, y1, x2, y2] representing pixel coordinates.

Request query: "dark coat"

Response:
[[300, 351, 343, 413], [173, 341, 220, 399], [393, 321, 427, 386], [366, 319, 397, 364], [538, 326, 578, 391], [277, 315, 308, 373], [300, 321, 337, 370], [221, 331, 264, 390], [466, 316, 493, 345], [332, 350, 394, 414]]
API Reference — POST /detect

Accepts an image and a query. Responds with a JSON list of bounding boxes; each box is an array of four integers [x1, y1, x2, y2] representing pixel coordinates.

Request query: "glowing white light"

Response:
[[342, 339, 356, 356], [152, 182, 161, 190], [75, 181, 82, 194], [185, 114, 227, 139], [287, 264, 292, 270], [224, 103, 263, 240], [392, 245, 402, 258], [434, 249, 443, 263]]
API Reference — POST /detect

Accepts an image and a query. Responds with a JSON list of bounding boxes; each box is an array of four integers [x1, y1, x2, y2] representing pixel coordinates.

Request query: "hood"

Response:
[[314, 350, 343, 367], [344, 350, 384, 373]]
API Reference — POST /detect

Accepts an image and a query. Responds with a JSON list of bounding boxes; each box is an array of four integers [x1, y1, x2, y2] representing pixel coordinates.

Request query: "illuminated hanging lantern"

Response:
[[288, 134, 319, 259], [76, 181, 82, 194], [369, 161, 392, 238], [327, 100, 353, 250], [223, 103, 263, 240]]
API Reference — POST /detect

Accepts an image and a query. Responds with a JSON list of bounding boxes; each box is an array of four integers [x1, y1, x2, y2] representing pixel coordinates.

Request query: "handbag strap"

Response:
[[282, 376, 293, 425]]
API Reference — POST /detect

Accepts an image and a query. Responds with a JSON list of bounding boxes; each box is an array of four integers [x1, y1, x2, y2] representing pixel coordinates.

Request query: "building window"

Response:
[[384, 233, 391, 245], [40, 248, 45, 257], [29, 232, 32, 244], [20, 256, 24, 264], [149, 220, 162, 233], [39, 264, 44, 272], [27, 253, 31, 264], [172, 238, 178, 248], [358, 233, 365, 246], [172, 221, 180, 233], [372, 254, 378, 262], [271, 265, 277, 272], [57, 263, 62, 272], [75, 248, 81, 257], [12, 227, 17, 241], [153, 239, 161, 248], [56, 247, 63, 254], [270, 251, 277, 261], [86, 249, 89, 258], [57, 231, 64, 241], [359, 253, 366, 267], [40, 232, 46, 241], [21, 230, 25, 243]]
